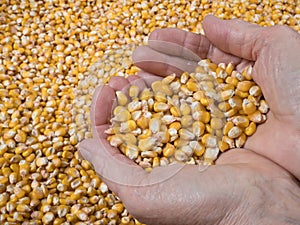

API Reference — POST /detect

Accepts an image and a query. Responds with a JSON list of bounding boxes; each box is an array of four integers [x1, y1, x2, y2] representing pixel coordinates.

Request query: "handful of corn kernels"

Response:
[[105, 59, 269, 171]]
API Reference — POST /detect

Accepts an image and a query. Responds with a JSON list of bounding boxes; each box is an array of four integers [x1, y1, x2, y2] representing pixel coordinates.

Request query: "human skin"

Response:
[[133, 15, 300, 181], [79, 16, 300, 225]]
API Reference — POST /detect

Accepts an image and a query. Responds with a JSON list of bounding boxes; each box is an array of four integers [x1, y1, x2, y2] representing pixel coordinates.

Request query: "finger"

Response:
[[203, 15, 264, 61], [78, 138, 186, 194], [91, 77, 131, 131], [91, 85, 116, 130], [108, 76, 130, 90], [148, 27, 242, 65], [137, 70, 162, 86], [133, 45, 199, 76], [127, 75, 148, 90]]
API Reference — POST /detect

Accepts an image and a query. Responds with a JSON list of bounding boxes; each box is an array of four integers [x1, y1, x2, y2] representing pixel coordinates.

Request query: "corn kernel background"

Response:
[[0, 0, 299, 224]]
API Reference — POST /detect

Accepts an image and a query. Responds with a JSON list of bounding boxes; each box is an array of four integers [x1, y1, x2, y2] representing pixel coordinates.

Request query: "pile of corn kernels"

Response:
[[0, 0, 299, 224], [106, 60, 269, 171]]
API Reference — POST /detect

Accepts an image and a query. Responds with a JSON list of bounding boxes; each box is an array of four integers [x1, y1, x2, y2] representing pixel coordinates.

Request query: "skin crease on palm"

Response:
[[79, 16, 300, 225]]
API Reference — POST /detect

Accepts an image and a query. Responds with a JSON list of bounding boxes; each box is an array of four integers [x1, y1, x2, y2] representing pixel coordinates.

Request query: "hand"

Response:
[[133, 15, 300, 180], [79, 75, 300, 225]]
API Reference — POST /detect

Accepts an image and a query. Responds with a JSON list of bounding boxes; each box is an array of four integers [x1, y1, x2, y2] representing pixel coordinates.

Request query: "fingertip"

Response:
[[148, 28, 162, 40], [202, 15, 222, 38], [203, 14, 218, 25]]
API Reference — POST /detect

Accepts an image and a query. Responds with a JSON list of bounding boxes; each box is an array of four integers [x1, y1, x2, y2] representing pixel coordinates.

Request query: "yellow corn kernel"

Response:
[[151, 80, 162, 93], [107, 135, 123, 148], [113, 109, 131, 122], [14, 187, 26, 199], [181, 115, 193, 127], [193, 90, 205, 101], [219, 140, 230, 152], [180, 102, 191, 115], [237, 80, 253, 92], [196, 110, 210, 124], [231, 116, 250, 128], [202, 134, 217, 147], [221, 89, 234, 101], [123, 133, 137, 145], [136, 116, 149, 129], [170, 106, 181, 117], [204, 147, 219, 162], [210, 117, 224, 130], [127, 100, 142, 112], [222, 135, 235, 148], [216, 67, 226, 78], [195, 65, 206, 73], [153, 102, 169, 112], [161, 83, 173, 96], [225, 76, 238, 86], [139, 88, 153, 100], [16, 203, 31, 212], [242, 65, 253, 80], [179, 128, 195, 140], [138, 129, 152, 139], [249, 110, 266, 123], [258, 99, 269, 114], [225, 62, 234, 75], [162, 74, 176, 84], [228, 95, 243, 109], [141, 150, 157, 158], [169, 121, 182, 130], [129, 85, 139, 99], [192, 121, 205, 137], [120, 120, 137, 132], [220, 83, 235, 91], [116, 91, 128, 106], [162, 143, 175, 158], [125, 144, 139, 160], [228, 126, 242, 139], [152, 157, 160, 168], [138, 137, 157, 152], [174, 150, 188, 162], [235, 89, 249, 98], [218, 102, 231, 112], [186, 79, 198, 92], [149, 117, 161, 134], [235, 133, 247, 148], [160, 128, 171, 144], [205, 124, 213, 134], [245, 122, 257, 136], [200, 96, 210, 107], [180, 72, 190, 84], [249, 85, 262, 97], [190, 141, 205, 157], [242, 99, 257, 115], [154, 92, 167, 103]]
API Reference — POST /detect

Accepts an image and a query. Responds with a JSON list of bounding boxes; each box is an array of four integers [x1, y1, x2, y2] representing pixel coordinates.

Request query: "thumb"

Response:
[[203, 15, 264, 61]]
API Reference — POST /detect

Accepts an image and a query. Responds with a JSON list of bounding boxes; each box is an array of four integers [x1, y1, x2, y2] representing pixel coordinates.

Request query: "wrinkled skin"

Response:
[[79, 16, 300, 225]]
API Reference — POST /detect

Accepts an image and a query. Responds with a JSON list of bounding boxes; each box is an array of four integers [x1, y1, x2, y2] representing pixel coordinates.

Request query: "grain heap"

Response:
[[0, 0, 299, 224], [106, 60, 268, 170]]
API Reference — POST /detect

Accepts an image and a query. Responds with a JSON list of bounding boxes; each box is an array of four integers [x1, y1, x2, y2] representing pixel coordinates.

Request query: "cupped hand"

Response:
[[79, 74, 300, 225], [133, 15, 300, 180]]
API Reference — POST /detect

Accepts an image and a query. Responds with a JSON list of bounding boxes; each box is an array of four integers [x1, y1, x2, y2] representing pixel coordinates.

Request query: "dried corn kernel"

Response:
[[107, 59, 269, 170]]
